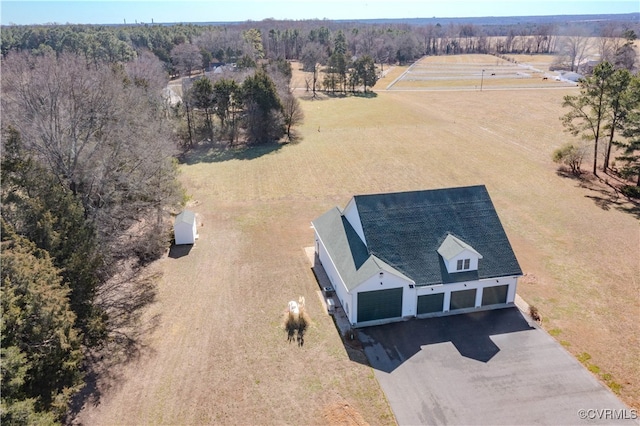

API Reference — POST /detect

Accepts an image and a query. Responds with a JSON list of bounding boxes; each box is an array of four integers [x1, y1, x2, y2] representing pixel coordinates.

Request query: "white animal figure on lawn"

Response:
[[288, 300, 299, 317]]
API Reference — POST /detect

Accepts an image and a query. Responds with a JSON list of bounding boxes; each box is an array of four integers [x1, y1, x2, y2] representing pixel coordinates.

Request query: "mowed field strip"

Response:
[[77, 60, 639, 424], [384, 54, 577, 91]]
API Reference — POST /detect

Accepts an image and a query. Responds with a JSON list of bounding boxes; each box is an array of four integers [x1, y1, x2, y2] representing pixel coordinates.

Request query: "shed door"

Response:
[[481, 285, 509, 306], [450, 289, 477, 310], [357, 288, 403, 323], [417, 293, 445, 315]]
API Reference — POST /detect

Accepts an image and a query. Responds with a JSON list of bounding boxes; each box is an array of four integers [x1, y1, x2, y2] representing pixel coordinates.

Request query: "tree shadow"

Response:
[[555, 169, 640, 219], [179, 141, 285, 165], [66, 264, 161, 422], [284, 131, 303, 145], [353, 91, 378, 98], [323, 91, 378, 99]]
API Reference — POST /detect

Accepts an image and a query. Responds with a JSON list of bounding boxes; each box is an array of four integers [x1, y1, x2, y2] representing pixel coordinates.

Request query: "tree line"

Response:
[[1, 50, 183, 423], [3, 17, 638, 76], [0, 35, 308, 426]]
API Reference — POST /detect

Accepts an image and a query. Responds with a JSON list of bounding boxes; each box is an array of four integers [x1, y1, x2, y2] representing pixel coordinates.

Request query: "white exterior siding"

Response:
[[415, 276, 519, 317], [317, 222, 519, 324], [312, 187, 522, 327], [351, 272, 414, 324], [342, 198, 367, 245], [443, 249, 481, 273], [314, 230, 352, 320], [174, 211, 198, 245]]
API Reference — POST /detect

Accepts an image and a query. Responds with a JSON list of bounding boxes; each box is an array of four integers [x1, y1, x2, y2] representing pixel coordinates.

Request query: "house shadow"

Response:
[[168, 244, 193, 259], [357, 308, 535, 373], [307, 249, 534, 371], [307, 250, 371, 365], [179, 141, 284, 165]]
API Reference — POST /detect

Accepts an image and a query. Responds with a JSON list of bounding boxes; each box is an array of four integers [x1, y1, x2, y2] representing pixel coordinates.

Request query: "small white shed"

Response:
[[174, 210, 198, 245]]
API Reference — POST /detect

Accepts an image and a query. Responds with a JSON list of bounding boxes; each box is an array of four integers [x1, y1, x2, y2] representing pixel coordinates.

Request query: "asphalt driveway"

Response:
[[359, 308, 637, 425]]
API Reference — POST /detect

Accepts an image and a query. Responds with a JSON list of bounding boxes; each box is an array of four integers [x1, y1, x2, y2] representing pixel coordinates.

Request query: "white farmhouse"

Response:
[[312, 185, 522, 327], [174, 210, 198, 245]]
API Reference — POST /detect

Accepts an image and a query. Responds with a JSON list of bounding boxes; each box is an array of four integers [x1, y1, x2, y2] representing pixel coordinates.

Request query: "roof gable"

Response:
[[437, 234, 482, 261], [312, 207, 412, 291]]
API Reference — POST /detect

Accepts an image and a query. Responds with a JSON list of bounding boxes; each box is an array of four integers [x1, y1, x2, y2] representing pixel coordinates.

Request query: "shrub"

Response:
[[577, 352, 592, 363], [588, 364, 601, 374], [529, 305, 541, 322], [134, 224, 171, 265], [620, 185, 640, 199], [553, 143, 587, 176]]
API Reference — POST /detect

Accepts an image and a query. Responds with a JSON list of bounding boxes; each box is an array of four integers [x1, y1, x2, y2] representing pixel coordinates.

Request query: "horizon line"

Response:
[[3, 11, 639, 26]]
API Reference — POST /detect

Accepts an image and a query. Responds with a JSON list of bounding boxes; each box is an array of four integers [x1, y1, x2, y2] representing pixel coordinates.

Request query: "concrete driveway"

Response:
[[359, 308, 637, 425]]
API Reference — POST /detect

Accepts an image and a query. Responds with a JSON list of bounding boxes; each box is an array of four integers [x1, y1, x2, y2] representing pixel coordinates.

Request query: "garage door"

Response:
[[450, 289, 477, 310], [481, 285, 509, 306], [417, 293, 444, 315], [357, 287, 403, 323]]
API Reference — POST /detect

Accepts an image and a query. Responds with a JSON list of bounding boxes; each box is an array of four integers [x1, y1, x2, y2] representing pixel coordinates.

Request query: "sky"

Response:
[[1, 0, 638, 26]]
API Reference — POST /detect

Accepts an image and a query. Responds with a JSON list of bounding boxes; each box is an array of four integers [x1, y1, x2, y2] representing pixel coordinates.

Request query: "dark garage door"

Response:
[[357, 287, 403, 323], [417, 293, 445, 315], [481, 285, 509, 306], [450, 289, 477, 310]]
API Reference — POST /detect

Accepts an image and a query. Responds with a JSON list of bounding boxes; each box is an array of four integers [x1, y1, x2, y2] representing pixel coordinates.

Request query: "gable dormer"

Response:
[[437, 234, 483, 274]]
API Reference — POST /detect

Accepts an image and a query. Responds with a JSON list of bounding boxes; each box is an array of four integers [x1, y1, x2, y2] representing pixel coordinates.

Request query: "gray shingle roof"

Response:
[[355, 185, 521, 285], [175, 210, 196, 225], [313, 185, 522, 289], [312, 207, 413, 291]]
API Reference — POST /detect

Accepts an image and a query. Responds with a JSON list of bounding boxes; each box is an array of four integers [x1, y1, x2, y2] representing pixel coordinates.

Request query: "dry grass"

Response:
[[76, 57, 639, 425]]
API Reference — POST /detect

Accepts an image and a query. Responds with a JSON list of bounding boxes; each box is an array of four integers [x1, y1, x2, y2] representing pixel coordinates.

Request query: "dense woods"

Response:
[[1, 14, 639, 423], [2, 16, 638, 73], [1, 50, 183, 423]]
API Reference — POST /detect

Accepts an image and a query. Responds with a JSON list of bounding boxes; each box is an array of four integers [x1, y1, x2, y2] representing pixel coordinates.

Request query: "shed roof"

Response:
[[313, 185, 522, 289], [175, 210, 196, 226]]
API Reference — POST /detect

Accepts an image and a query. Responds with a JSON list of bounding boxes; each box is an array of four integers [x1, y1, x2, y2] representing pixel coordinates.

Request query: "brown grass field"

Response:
[[76, 56, 639, 424], [385, 54, 576, 91]]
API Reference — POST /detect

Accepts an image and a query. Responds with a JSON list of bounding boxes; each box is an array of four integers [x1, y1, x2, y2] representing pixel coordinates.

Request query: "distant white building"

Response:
[[174, 210, 198, 245], [312, 185, 522, 327]]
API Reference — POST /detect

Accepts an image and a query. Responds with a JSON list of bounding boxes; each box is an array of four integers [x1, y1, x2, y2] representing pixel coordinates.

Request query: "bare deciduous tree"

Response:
[[556, 26, 591, 72], [170, 42, 202, 76], [301, 42, 326, 98], [282, 93, 304, 142], [1, 51, 182, 264]]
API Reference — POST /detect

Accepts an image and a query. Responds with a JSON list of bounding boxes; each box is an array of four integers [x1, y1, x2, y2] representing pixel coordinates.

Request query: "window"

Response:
[[456, 259, 471, 271]]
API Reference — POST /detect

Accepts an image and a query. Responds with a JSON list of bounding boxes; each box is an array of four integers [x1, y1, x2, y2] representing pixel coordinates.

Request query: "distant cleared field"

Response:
[[77, 56, 639, 425], [387, 54, 575, 90]]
